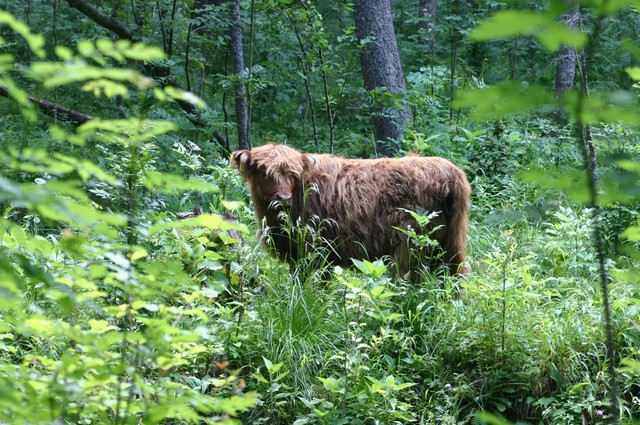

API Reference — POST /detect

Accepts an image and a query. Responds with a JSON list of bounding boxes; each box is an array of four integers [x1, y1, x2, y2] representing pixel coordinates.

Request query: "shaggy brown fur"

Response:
[[231, 143, 471, 279]]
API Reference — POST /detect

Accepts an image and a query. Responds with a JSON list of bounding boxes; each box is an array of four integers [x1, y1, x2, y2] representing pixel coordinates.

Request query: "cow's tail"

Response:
[[444, 172, 471, 275]]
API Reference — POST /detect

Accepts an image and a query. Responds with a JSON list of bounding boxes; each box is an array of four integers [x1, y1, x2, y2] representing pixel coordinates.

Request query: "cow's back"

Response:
[[291, 155, 466, 267]]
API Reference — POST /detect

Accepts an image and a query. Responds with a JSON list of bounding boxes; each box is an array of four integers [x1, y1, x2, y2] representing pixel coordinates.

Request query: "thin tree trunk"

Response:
[[509, 37, 518, 80], [354, 0, 411, 157], [556, 6, 580, 93], [229, 0, 250, 150], [301, 3, 336, 153], [448, 0, 461, 126], [574, 12, 619, 422], [289, 12, 320, 150], [418, 0, 437, 57], [246, 0, 256, 151], [167, 0, 178, 58]]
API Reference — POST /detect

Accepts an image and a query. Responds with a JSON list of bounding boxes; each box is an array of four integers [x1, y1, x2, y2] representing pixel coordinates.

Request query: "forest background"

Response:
[[2, 0, 640, 423]]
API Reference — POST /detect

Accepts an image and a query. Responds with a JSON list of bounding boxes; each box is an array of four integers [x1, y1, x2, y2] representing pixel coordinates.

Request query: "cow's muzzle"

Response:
[[270, 193, 292, 207]]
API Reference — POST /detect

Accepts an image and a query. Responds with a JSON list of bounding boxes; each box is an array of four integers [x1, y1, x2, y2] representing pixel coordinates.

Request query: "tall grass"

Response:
[[227, 174, 640, 424]]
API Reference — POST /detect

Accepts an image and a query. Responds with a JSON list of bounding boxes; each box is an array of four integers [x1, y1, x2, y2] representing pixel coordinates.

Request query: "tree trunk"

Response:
[[555, 6, 580, 94], [417, 0, 437, 57], [354, 0, 411, 157], [229, 0, 250, 150]]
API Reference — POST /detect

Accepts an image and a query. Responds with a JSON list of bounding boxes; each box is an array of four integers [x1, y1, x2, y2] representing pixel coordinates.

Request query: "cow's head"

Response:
[[231, 144, 317, 224]]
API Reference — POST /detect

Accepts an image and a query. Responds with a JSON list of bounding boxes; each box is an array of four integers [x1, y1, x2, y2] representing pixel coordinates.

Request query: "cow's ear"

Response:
[[230, 150, 251, 171], [301, 154, 318, 171]]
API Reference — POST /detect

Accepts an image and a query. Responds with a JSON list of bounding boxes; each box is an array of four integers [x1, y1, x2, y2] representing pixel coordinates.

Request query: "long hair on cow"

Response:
[[231, 143, 471, 281]]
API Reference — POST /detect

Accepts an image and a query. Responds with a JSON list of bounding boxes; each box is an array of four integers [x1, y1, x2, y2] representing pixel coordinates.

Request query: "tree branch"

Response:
[[66, 0, 134, 40], [66, 0, 199, 111], [0, 86, 94, 124], [64, 0, 230, 151]]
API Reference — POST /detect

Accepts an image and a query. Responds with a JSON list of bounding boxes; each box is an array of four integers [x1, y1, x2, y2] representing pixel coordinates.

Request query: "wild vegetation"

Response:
[[1, 1, 640, 424]]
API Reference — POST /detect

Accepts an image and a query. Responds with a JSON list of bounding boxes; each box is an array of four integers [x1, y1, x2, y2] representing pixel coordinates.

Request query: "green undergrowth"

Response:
[[2, 8, 640, 425], [222, 197, 640, 424]]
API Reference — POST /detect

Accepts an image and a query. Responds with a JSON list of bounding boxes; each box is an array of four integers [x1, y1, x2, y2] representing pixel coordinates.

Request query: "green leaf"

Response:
[[23, 318, 58, 337], [469, 10, 587, 51], [263, 356, 273, 371], [352, 258, 387, 278], [77, 39, 95, 57], [75, 118, 177, 146], [475, 412, 514, 425], [274, 371, 290, 383], [0, 77, 37, 122], [53, 153, 120, 185], [522, 168, 589, 204], [622, 225, 640, 241], [82, 79, 130, 98], [0, 11, 45, 58], [55, 45, 73, 60], [163, 86, 207, 109], [620, 358, 640, 372], [130, 248, 148, 263], [88, 320, 116, 333], [142, 170, 218, 194], [252, 372, 269, 384], [572, 92, 640, 126], [625, 66, 640, 80], [115, 39, 166, 61], [318, 376, 344, 393], [263, 357, 285, 374], [30, 61, 142, 89], [588, 0, 640, 16], [455, 82, 557, 120], [149, 213, 243, 235], [396, 382, 418, 390]]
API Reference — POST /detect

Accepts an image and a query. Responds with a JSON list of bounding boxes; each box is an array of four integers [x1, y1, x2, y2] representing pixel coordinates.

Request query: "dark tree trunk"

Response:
[[229, 0, 250, 150], [193, 0, 250, 150], [555, 6, 580, 94], [354, 0, 411, 157]]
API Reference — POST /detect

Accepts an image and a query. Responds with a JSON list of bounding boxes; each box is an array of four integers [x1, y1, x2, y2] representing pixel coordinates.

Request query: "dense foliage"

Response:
[[2, 0, 640, 423]]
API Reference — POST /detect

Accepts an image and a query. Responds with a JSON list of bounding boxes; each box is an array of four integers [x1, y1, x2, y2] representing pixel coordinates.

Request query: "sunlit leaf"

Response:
[[55, 45, 73, 60], [53, 153, 121, 185], [0, 11, 45, 58], [469, 10, 586, 51], [352, 258, 387, 278], [475, 411, 514, 425], [96, 38, 125, 63], [584, 0, 640, 16], [31, 61, 143, 88], [0, 77, 37, 122], [163, 86, 207, 109], [142, 170, 218, 194], [455, 82, 557, 120], [76, 118, 177, 146], [149, 213, 245, 235], [115, 39, 166, 61], [130, 248, 148, 263], [77, 39, 95, 57], [622, 225, 640, 240], [522, 168, 590, 204], [82, 79, 130, 98], [567, 91, 640, 126]]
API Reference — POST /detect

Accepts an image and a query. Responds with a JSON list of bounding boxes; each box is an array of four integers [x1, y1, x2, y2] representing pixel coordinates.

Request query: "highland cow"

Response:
[[231, 144, 471, 280]]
